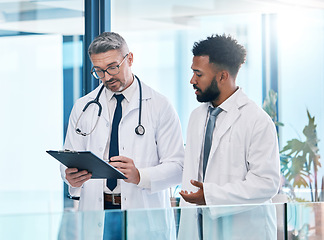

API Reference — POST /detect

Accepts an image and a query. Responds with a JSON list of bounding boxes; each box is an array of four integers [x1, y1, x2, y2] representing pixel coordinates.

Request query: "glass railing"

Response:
[[1, 201, 323, 240], [286, 202, 324, 239]]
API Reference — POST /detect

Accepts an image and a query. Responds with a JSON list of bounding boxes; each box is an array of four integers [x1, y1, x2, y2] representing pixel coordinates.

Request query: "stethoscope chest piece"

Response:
[[135, 124, 145, 135]]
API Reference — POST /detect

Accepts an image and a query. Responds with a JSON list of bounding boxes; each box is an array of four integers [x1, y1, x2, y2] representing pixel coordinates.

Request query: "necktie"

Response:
[[107, 94, 124, 191], [203, 106, 222, 179]]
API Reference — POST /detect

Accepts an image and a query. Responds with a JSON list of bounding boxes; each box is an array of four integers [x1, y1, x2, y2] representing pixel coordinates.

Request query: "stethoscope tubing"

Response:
[[135, 75, 142, 126], [75, 75, 144, 136], [134, 75, 145, 135]]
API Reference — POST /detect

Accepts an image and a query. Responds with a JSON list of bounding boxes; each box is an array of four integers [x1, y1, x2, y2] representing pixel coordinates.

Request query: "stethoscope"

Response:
[[75, 75, 145, 136]]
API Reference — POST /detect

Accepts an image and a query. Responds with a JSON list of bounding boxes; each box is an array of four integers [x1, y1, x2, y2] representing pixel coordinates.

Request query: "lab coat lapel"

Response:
[[213, 107, 240, 145], [207, 90, 248, 166], [122, 81, 151, 119], [123, 87, 140, 118]]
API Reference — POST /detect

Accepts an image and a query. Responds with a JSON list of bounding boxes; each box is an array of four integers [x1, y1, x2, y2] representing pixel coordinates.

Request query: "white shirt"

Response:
[[103, 77, 140, 194], [103, 77, 150, 194]]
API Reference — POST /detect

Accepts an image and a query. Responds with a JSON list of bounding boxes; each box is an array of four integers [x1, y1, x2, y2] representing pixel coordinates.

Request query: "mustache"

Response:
[[103, 78, 121, 90], [104, 78, 121, 87], [193, 84, 202, 92], [105, 78, 119, 84]]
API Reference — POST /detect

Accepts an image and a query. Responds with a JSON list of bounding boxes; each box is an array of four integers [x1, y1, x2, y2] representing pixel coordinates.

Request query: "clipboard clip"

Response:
[[58, 149, 77, 153]]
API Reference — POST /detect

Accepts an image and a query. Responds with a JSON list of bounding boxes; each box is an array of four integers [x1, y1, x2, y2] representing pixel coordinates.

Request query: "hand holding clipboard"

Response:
[[47, 150, 126, 179]]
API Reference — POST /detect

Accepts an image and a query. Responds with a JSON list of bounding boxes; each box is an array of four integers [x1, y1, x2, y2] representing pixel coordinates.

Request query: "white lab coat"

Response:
[[178, 88, 280, 240], [60, 81, 184, 240]]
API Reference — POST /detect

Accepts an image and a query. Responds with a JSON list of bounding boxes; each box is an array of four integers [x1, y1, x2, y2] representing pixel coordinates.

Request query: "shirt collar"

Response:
[[211, 87, 241, 112], [105, 76, 138, 103]]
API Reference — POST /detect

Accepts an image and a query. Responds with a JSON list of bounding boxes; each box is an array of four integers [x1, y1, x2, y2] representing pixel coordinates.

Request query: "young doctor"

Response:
[[60, 32, 184, 240], [178, 34, 280, 240]]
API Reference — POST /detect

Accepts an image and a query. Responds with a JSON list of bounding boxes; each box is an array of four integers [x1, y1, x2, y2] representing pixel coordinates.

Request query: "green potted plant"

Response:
[[280, 110, 322, 239], [280, 110, 321, 202], [263, 90, 322, 238]]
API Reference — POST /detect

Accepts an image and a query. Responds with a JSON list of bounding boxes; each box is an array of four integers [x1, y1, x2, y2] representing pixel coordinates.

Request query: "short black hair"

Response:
[[192, 34, 246, 77]]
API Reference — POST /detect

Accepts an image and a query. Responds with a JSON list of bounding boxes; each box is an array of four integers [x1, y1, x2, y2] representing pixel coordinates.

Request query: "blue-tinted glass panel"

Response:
[[0, 2, 84, 239]]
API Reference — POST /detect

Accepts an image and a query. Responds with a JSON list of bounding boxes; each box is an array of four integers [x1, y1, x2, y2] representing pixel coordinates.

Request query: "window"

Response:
[[0, 0, 84, 218]]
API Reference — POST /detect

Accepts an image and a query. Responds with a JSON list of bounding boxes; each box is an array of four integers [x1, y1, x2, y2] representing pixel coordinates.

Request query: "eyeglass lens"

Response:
[[91, 54, 128, 79]]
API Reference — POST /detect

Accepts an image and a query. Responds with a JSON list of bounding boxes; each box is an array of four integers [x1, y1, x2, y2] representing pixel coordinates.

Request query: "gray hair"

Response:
[[88, 32, 129, 56]]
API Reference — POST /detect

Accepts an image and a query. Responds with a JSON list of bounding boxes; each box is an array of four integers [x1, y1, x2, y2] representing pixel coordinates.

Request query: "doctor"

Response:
[[60, 32, 184, 240], [178, 34, 280, 240]]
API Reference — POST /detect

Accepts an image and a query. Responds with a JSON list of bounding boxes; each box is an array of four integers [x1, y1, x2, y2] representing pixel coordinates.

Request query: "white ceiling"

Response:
[[0, 0, 324, 35], [0, 0, 84, 35]]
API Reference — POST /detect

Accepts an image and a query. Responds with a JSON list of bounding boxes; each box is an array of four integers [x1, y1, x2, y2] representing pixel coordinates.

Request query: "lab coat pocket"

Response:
[[229, 143, 248, 178], [216, 141, 246, 180], [227, 126, 248, 176]]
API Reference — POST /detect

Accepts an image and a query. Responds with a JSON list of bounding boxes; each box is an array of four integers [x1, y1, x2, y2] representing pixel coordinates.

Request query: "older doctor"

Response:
[[60, 32, 184, 240], [178, 34, 280, 240]]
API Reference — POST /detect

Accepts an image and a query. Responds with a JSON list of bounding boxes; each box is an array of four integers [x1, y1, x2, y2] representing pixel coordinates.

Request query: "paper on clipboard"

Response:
[[47, 150, 126, 179]]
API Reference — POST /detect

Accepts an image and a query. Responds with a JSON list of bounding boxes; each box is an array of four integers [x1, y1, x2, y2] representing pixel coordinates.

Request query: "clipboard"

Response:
[[47, 150, 127, 179]]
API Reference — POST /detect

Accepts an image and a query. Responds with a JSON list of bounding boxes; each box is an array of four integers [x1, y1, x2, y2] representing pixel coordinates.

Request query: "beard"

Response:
[[103, 77, 126, 92], [194, 76, 220, 103]]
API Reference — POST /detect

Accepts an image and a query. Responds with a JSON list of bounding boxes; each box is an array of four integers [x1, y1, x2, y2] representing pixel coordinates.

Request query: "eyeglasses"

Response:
[[91, 53, 129, 79]]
